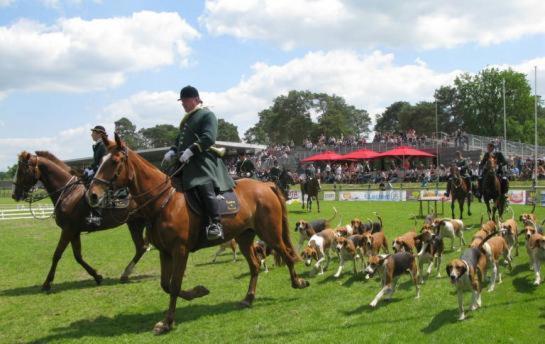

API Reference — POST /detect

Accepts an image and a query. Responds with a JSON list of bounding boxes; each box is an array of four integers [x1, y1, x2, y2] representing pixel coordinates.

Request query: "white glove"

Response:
[[84, 168, 95, 178], [179, 148, 194, 163], [163, 149, 176, 162]]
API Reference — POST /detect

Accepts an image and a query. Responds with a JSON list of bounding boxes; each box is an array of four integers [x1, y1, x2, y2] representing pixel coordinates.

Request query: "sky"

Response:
[[1, 0, 544, 169]]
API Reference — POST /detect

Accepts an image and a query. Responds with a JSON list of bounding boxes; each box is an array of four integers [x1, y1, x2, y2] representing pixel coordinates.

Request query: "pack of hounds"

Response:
[[211, 206, 545, 321]]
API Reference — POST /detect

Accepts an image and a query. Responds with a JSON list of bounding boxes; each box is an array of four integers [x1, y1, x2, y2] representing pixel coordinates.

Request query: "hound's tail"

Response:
[[327, 207, 338, 223]]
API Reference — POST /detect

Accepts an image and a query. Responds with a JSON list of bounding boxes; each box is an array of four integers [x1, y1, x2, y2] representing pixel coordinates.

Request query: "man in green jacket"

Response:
[[163, 85, 235, 240]]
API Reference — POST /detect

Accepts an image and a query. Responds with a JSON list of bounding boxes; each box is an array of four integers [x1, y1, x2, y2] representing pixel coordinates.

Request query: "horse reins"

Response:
[[20, 156, 82, 220], [92, 148, 184, 222]]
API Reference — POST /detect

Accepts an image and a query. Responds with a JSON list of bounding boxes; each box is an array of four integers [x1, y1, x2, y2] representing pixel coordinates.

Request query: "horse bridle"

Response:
[[15, 155, 81, 219], [91, 146, 174, 216]]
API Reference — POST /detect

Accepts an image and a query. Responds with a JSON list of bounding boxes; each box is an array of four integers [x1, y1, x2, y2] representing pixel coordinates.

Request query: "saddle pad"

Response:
[[185, 188, 240, 217]]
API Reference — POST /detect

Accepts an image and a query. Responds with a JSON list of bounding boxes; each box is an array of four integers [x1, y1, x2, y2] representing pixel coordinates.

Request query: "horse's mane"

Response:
[[35, 151, 72, 173]]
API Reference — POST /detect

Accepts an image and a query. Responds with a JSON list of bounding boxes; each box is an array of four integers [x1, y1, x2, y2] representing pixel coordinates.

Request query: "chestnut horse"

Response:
[[12, 151, 150, 291], [482, 155, 506, 220], [448, 165, 472, 219], [87, 134, 308, 335]]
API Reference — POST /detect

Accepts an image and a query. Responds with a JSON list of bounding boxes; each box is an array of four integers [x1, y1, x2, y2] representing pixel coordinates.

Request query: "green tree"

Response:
[[243, 125, 269, 144], [434, 85, 463, 133], [397, 101, 436, 135], [374, 101, 409, 133], [245, 90, 370, 145], [217, 118, 241, 142], [0, 163, 17, 180], [115, 117, 144, 149], [454, 68, 534, 142], [139, 124, 178, 148], [313, 93, 371, 139]]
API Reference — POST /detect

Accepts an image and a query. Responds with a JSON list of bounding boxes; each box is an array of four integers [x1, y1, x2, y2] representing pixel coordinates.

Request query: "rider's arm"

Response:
[[191, 111, 217, 155]]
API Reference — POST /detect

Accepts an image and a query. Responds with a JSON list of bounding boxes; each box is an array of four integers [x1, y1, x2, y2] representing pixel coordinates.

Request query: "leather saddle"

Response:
[[184, 187, 240, 217]]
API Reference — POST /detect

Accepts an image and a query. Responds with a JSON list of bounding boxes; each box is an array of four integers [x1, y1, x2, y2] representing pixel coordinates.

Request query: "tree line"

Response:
[[247, 67, 545, 146]]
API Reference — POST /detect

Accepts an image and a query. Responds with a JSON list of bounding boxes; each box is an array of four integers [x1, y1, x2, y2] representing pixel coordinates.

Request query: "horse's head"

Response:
[[87, 133, 133, 208], [11, 151, 40, 201], [484, 155, 497, 174], [449, 164, 459, 176]]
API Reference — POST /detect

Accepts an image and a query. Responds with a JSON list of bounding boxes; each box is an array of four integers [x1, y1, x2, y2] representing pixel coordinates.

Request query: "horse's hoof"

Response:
[[153, 321, 173, 335], [95, 274, 103, 285], [41, 284, 51, 292], [238, 300, 253, 308], [293, 278, 309, 289], [119, 275, 129, 284]]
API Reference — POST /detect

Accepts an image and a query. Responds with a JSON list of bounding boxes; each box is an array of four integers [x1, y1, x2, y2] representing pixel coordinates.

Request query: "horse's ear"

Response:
[[101, 133, 109, 147], [114, 132, 123, 148]]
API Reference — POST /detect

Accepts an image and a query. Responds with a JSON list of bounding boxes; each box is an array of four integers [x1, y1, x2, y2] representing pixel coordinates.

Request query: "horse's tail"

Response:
[[270, 184, 301, 262], [327, 207, 338, 224]]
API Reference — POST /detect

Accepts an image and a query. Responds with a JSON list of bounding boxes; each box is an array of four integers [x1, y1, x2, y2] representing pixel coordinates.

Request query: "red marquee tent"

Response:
[[301, 150, 344, 162], [377, 146, 435, 158], [342, 148, 379, 160]]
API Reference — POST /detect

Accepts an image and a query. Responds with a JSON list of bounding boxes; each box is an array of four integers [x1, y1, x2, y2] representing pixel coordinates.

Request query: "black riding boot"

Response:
[[196, 183, 224, 240]]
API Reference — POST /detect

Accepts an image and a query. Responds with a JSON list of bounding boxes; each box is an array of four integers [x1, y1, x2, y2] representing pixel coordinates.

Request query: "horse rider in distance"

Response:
[[444, 150, 472, 198], [235, 150, 256, 178], [475, 142, 508, 200], [269, 160, 281, 182], [162, 85, 235, 240]]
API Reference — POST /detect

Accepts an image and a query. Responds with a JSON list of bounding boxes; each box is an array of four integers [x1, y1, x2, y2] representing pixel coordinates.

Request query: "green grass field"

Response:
[[1, 199, 545, 343]]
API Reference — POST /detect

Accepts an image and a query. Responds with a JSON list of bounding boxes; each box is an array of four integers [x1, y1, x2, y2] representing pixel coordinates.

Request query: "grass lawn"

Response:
[[1, 199, 545, 343]]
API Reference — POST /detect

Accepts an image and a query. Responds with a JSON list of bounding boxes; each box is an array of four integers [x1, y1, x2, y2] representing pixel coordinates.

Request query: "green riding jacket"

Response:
[[171, 106, 235, 192]]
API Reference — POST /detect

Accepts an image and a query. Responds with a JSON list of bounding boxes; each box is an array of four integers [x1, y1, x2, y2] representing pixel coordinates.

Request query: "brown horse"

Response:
[[448, 165, 472, 219], [87, 134, 308, 335], [482, 156, 505, 220], [11, 151, 150, 291], [300, 177, 320, 212]]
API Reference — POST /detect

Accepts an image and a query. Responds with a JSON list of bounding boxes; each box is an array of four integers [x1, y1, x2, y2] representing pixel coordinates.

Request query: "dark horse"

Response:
[[482, 155, 506, 220], [276, 169, 294, 200], [300, 176, 321, 212], [448, 165, 472, 219], [12, 151, 150, 291], [87, 134, 308, 335]]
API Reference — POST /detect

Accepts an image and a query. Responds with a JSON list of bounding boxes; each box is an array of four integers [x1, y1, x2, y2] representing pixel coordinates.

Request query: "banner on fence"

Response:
[[419, 190, 448, 201], [288, 190, 302, 201], [338, 190, 406, 202], [406, 190, 421, 201], [541, 191, 545, 207], [323, 191, 336, 201], [506, 190, 526, 205]]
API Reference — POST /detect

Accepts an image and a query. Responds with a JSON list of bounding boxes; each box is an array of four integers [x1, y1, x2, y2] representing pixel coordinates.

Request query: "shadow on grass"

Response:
[[512, 276, 537, 293], [29, 296, 295, 343], [510, 263, 529, 276], [289, 210, 308, 215], [0, 274, 157, 297], [341, 298, 403, 315], [194, 259, 238, 267], [420, 309, 458, 333]]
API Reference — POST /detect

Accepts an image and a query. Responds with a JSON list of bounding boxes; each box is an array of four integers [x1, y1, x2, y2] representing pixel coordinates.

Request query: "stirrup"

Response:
[[206, 222, 224, 240]]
